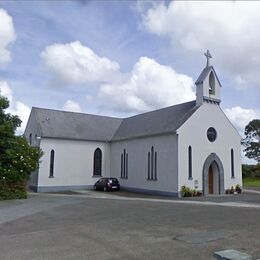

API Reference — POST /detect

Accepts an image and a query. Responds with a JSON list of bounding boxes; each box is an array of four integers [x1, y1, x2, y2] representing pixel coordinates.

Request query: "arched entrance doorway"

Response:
[[203, 153, 224, 196]]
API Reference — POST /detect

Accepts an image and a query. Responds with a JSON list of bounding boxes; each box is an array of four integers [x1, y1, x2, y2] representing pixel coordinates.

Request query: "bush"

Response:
[[181, 185, 202, 197], [181, 185, 192, 197], [0, 180, 27, 200], [225, 184, 242, 195], [235, 184, 242, 193], [0, 92, 43, 200]]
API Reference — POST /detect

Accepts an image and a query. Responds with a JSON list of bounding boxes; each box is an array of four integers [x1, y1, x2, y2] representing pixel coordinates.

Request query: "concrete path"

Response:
[[29, 190, 260, 210], [1, 191, 259, 227], [0, 192, 260, 260], [0, 194, 86, 225], [243, 188, 260, 194]]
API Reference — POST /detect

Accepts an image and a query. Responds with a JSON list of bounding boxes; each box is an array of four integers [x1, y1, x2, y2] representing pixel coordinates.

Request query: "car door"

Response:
[[96, 179, 104, 190]]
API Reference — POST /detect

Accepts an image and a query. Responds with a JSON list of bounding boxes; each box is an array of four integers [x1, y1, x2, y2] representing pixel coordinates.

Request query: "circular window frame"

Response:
[[207, 127, 217, 142]]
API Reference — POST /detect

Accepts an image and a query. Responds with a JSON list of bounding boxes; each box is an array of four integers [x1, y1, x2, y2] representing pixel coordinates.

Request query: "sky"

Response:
[[0, 0, 259, 163]]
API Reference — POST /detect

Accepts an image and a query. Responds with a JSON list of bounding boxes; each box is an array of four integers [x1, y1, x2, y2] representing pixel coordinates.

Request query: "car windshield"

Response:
[[108, 178, 118, 182]]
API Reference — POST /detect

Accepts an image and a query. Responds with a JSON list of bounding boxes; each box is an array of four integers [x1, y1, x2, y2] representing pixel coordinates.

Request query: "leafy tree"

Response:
[[0, 93, 42, 199], [242, 119, 260, 163]]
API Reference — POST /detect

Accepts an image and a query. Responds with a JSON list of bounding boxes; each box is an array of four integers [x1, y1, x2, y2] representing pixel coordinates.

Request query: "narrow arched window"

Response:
[[209, 71, 215, 95], [148, 152, 151, 180], [49, 149, 55, 178], [29, 133, 32, 145], [147, 146, 157, 181], [126, 153, 128, 179], [93, 148, 102, 176], [154, 151, 157, 180], [188, 146, 192, 179], [121, 154, 123, 178], [231, 149, 234, 178], [151, 146, 154, 180], [120, 149, 128, 179]]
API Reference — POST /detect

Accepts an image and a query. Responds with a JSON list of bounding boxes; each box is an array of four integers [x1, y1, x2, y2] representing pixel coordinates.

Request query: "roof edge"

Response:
[[32, 106, 123, 121]]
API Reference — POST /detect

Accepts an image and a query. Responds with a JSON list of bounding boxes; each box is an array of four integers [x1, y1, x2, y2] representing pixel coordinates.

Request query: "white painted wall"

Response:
[[110, 135, 178, 194], [24, 109, 41, 147], [24, 109, 41, 188], [177, 103, 242, 192], [37, 138, 110, 190]]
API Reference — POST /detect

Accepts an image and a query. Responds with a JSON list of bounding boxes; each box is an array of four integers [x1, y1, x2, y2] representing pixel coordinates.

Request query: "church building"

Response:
[[24, 52, 242, 197]]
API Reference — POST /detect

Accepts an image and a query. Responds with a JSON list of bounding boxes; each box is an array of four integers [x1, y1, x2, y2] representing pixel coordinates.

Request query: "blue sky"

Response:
[[0, 1, 259, 163]]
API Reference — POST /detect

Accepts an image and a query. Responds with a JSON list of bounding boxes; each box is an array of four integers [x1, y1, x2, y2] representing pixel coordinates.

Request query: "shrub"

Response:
[[181, 185, 202, 197], [225, 185, 242, 195], [235, 184, 242, 193], [181, 185, 193, 197], [0, 180, 27, 200], [0, 92, 43, 200]]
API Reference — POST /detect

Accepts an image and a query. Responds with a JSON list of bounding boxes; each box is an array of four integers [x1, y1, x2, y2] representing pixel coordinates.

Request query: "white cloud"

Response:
[[225, 106, 260, 134], [141, 1, 260, 88], [62, 100, 81, 113], [98, 56, 195, 113], [0, 9, 16, 66], [41, 40, 195, 114], [0, 80, 13, 102], [0, 81, 30, 134], [41, 41, 121, 85]]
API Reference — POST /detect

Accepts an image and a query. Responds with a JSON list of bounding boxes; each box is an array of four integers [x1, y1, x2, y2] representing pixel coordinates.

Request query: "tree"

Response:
[[242, 119, 260, 163], [0, 93, 42, 199]]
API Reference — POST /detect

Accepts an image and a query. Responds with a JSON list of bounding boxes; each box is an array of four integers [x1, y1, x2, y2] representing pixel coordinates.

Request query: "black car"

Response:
[[94, 177, 120, 191]]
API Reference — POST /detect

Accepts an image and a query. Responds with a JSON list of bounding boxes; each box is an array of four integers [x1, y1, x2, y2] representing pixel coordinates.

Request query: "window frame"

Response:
[[49, 149, 55, 178], [93, 148, 102, 177], [188, 146, 193, 180], [231, 148, 235, 178]]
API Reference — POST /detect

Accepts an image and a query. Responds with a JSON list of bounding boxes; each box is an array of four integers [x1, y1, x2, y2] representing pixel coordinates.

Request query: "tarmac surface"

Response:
[[0, 191, 260, 260]]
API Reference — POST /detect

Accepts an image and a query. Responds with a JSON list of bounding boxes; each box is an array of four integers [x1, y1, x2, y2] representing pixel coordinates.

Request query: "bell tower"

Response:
[[195, 50, 222, 106]]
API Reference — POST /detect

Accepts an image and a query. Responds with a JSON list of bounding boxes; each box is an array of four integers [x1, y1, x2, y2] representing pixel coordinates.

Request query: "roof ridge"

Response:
[[32, 106, 123, 120], [124, 100, 196, 120]]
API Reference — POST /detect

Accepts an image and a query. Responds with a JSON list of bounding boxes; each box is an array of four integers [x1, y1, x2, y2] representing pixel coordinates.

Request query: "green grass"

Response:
[[243, 177, 260, 187]]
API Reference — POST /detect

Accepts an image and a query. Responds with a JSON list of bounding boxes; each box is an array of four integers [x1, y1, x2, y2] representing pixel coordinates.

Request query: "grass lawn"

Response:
[[243, 177, 260, 187]]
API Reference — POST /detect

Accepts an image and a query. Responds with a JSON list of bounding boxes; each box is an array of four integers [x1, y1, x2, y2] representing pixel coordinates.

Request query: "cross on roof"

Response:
[[204, 50, 212, 67]]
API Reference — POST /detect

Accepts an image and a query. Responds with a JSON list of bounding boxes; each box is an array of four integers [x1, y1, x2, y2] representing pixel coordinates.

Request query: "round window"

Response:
[[207, 127, 217, 142]]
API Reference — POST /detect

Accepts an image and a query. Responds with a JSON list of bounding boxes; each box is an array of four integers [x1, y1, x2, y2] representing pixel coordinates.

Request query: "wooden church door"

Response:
[[208, 165, 214, 194]]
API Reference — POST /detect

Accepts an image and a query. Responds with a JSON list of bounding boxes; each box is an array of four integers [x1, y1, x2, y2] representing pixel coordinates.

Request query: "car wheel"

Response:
[[103, 186, 107, 192]]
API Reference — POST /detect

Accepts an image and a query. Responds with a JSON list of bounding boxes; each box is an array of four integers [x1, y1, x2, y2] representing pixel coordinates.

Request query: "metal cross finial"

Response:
[[204, 50, 212, 67]]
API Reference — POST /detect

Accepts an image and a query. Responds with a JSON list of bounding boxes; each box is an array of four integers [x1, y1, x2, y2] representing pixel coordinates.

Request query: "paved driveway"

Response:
[[0, 192, 260, 260]]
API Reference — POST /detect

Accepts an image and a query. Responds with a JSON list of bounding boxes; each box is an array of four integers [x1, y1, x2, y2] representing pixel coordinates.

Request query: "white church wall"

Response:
[[24, 109, 42, 189], [37, 138, 110, 192], [24, 109, 41, 147], [110, 134, 178, 195], [177, 102, 242, 193]]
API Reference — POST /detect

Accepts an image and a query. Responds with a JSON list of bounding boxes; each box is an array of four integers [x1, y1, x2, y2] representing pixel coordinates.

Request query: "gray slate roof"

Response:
[[32, 100, 199, 142], [33, 108, 123, 141], [195, 66, 222, 87], [112, 101, 198, 141]]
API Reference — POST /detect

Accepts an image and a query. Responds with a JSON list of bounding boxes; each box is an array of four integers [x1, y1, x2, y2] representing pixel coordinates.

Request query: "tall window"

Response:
[[148, 152, 151, 180], [120, 149, 128, 178], [231, 149, 234, 178], [29, 133, 32, 145], [188, 146, 192, 179], [93, 148, 102, 176], [49, 149, 55, 178], [147, 146, 157, 180]]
